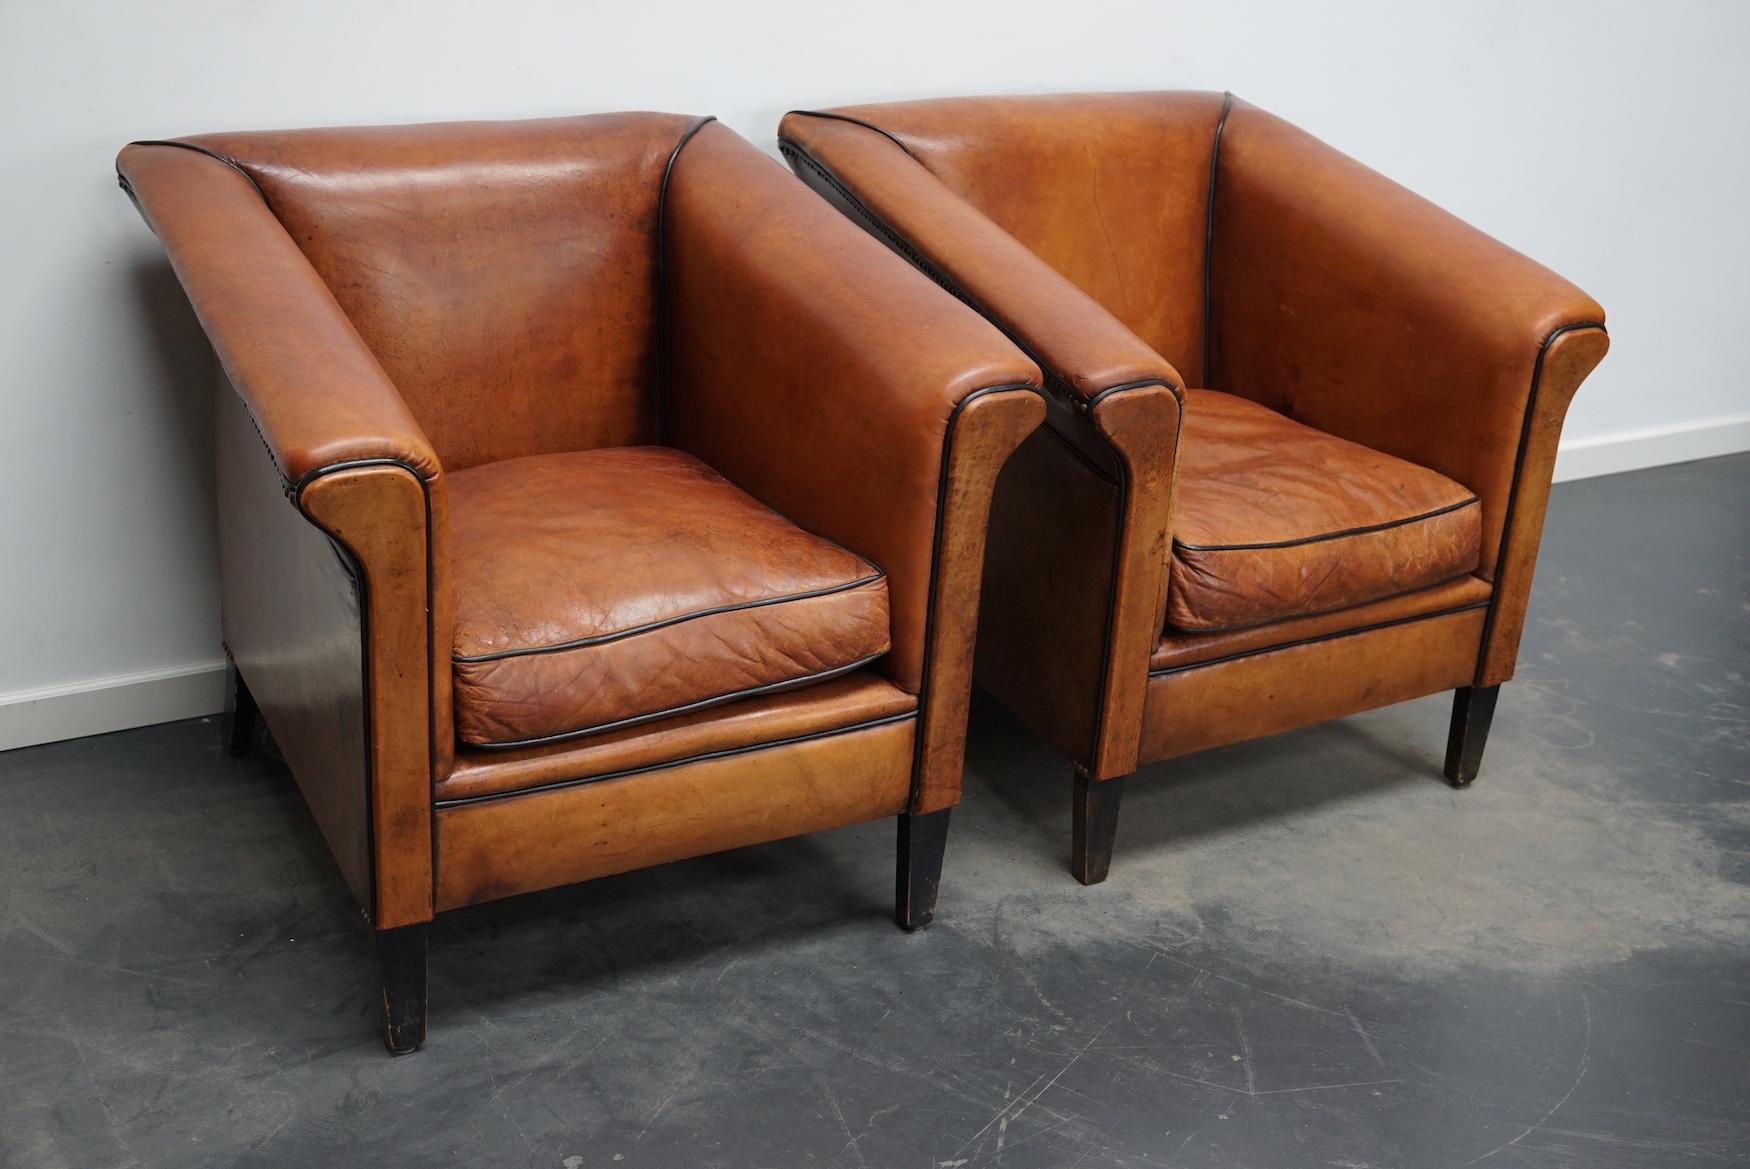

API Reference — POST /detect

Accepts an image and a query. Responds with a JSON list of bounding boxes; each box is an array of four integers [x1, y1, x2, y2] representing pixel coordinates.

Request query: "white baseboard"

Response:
[[1555, 412, 1750, 482], [0, 659, 228, 753]]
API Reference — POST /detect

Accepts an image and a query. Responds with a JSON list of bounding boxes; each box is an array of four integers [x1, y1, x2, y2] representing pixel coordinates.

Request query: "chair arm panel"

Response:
[[778, 111, 1177, 405], [117, 141, 441, 486], [1208, 99, 1607, 582], [217, 389, 440, 926], [1209, 99, 1608, 685]]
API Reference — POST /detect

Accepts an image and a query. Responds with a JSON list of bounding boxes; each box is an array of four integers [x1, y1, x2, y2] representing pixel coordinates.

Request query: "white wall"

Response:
[[2, 0, 1747, 748]]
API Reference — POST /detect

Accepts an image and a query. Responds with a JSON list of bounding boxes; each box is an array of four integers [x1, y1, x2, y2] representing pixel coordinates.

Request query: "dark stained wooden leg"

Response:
[[375, 922, 429, 1055], [222, 655, 257, 757], [895, 809, 952, 931], [1072, 768, 1124, 886], [1444, 684, 1501, 788]]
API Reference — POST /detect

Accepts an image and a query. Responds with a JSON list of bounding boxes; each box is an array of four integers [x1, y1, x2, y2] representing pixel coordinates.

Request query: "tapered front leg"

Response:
[[896, 809, 952, 931], [375, 922, 429, 1054], [1444, 684, 1501, 788], [222, 656, 258, 756], [1072, 769, 1125, 886]]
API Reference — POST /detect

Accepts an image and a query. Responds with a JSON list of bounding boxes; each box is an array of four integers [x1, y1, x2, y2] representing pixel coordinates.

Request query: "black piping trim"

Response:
[[1084, 377, 1182, 412], [1473, 320, 1608, 683], [784, 110, 924, 163], [436, 711, 918, 808], [1150, 600, 1491, 678], [1174, 495, 1479, 553], [467, 653, 885, 751], [653, 115, 717, 416], [906, 383, 1044, 804], [1167, 572, 1480, 635], [452, 572, 887, 663], [123, 139, 270, 206], [1201, 92, 1234, 385]]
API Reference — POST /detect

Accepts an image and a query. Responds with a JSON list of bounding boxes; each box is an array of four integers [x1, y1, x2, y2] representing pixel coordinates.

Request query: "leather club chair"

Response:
[[116, 113, 1043, 1052], [780, 92, 1608, 883]]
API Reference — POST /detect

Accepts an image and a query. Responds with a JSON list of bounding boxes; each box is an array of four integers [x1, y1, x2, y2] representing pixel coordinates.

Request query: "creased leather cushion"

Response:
[[448, 447, 891, 748], [1168, 390, 1481, 632]]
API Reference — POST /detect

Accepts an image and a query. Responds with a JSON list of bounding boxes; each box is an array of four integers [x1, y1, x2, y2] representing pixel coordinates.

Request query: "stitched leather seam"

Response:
[[451, 572, 888, 663], [435, 710, 918, 807], [465, 653, 885, 751], [1201, 92, 1235, 385], [1174, 495, 1480, 552], [1166, 571, 1482, 635], [1474, 320, 1608, 684], [1150, 600, 1491, 677]]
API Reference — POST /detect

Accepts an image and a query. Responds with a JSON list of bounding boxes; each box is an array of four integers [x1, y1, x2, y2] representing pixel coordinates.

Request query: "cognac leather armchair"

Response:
[[780, 93, 1607, 882], [117, 114, 1042, 1052]]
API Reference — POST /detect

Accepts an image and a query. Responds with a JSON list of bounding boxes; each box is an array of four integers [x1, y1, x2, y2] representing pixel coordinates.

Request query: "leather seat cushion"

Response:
[[448, 446, 891, 748], [1168, 390, 1482, 632]]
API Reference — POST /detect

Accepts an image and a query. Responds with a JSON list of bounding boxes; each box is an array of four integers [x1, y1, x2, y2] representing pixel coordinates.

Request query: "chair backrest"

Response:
[[177, 113, 701, 471], [817, 92, 1229, 385]]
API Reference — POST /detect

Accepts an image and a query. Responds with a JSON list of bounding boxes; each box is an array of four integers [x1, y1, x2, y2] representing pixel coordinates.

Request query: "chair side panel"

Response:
[[217, 386, 372, 911]]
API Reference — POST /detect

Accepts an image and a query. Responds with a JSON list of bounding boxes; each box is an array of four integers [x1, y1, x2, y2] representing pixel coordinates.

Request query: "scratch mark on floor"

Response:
[[947, 1022, 1108, 1161], [1343, 1006, 1386, 1069], [1232, 1006, 1257, 1095], [1462, 992, 1592, 1165], [822, 1081, 867, 1167]]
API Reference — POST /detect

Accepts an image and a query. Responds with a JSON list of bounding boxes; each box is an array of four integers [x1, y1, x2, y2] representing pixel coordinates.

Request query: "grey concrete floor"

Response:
[[3, 454, 1747, 1169]]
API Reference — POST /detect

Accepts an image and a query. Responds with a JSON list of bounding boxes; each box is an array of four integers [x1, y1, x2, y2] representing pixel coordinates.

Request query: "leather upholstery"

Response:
[[447, 446, 890, 748], [783, 95, 1229, 381], [1141, 606, 1488, 762], [172, 114, 696, 471], [1151, 575, 1493, 674], [436, 717, 915, 912], [439, 672, 915, 805], [214, 385, 373, 909], [783, 91, 1606, 781], [1170, 389, 1481, 631], [119, 109, 1041, 973]]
